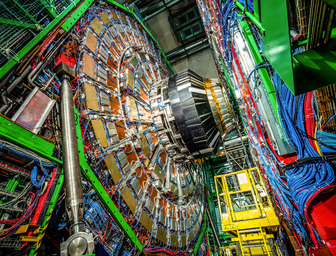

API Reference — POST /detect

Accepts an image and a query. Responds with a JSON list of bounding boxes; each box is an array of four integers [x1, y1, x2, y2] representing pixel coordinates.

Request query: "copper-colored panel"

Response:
[[83, 83, 99, 110], [146, 69, 152, 79], [149, 132, 158, 145], [171, 234, 179, 247], [83, 53, 95, 78], [85, 31, 98, 53], [171, 164, 176, 175], [181, 234, 187, 247], [107, 75, 117, 90], [121, 186, 138, 214], [109, 95, 120, 112], [91, 18, 103, 35], [91, 119, 108, 147], [120, 13, 127, 22], [111, 11, 119, 21], [100, 12, 111, 25], [179, 210, 184, 221], [158, 198, 165, 208], [137, 169, 147, 188], [139, 133, 150, 157], [156, 226, 167, 244], [104, 155, 122, 184], [189, 230, 194, 241], [171, 205, 177, 220], [160, 151, 167, 162], [107, 58, 117, 72], [140, 211, 154, 233], [140, 86, 148, 101]]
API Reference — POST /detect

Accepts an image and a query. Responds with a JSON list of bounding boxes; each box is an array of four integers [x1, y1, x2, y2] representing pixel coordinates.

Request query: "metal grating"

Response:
[[316, 84, 336, 133], [0, 0, 73, 67]]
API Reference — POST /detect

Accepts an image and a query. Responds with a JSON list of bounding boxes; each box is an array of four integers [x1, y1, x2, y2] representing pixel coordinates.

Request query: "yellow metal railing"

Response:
[[214, 167, 280, 256]]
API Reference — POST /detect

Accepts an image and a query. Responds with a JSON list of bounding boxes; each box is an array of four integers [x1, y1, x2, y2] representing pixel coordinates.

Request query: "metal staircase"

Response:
[[235, 227, 278, 256]]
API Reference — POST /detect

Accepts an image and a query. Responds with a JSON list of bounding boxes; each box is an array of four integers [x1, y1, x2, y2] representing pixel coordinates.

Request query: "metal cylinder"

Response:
[[60, 74, 84, 232]]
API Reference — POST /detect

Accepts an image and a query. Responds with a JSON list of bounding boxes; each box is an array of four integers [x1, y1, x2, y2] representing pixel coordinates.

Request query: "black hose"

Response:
[[0, 56, 30, 90]]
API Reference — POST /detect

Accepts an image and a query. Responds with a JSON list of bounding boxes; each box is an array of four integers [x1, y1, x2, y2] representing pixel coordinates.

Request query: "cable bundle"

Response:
[[278, 85, 335, 247]]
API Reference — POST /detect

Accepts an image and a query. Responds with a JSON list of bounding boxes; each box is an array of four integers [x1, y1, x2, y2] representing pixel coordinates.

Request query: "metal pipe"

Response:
[[4, 88, 28, 116], [60, 74, 84, 233], [235, 1, 265, 33], [324, 9, 335, 44], [27, 62, 43, 87], [0, 56, 29, 90], [0, 65, 32, 114], [28, 34, 68, 87], [224, 135, 248, 146], [206, 208, 222, 249]]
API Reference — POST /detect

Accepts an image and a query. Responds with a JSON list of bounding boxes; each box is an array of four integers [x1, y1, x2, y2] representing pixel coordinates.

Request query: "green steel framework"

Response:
[[256, 0, 336, 95], [0, 0, 174, 80]]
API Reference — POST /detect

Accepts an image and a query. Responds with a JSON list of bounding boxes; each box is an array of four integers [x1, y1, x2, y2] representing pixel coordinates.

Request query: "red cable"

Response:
[[0, 162, 30, 176], [304, 92, 318, 152]]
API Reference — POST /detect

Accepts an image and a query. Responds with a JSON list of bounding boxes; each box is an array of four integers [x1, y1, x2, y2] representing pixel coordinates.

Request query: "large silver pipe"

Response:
[[60, 74, 84, 233], [224, 135, 248, 147]]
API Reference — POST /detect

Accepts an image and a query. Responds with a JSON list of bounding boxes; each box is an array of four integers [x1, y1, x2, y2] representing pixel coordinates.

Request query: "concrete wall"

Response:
[[172, 48, 219, 79], [146, 10, 219, 79], [146, 10, 181, 52]]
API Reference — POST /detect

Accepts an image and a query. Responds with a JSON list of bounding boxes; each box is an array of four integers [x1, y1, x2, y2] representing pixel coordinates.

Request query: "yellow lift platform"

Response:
[[214, 167, 280, 256]]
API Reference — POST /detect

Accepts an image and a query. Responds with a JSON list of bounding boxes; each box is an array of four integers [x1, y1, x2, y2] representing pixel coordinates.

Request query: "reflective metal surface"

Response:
[[60, 74, 84, 228]]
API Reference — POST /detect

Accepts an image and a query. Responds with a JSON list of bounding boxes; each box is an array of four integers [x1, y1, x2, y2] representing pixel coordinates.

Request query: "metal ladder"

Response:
[[223, 133, 250, 173], [235, 227, 277, 256]]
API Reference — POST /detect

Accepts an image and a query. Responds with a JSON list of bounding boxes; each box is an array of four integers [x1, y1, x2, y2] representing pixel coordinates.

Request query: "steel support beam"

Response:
[[206, 206, 223, 250]]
